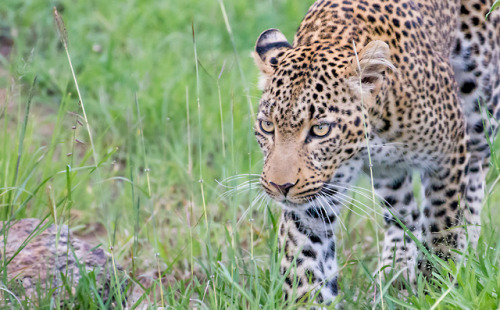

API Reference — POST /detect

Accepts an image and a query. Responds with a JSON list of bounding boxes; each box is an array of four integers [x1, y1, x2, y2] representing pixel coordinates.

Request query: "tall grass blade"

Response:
[[53, 7, 98, 168], [5, 76, 36, 218], [352, 40, 384, 310]]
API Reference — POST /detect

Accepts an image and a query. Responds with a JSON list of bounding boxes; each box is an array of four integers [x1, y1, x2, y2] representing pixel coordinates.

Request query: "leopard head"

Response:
[[253, 29, 393, 209]]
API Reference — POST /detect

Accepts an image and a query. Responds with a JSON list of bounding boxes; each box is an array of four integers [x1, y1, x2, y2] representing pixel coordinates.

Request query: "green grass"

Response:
[[0, 0, 499, 309]]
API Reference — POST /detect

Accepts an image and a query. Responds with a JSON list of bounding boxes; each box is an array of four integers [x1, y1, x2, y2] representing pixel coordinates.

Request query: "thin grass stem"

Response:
[[352, 40, 384, 310]]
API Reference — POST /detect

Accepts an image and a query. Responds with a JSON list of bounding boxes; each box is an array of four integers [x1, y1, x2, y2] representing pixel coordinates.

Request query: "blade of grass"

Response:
[[53, 7, 98, 168], [352, 40, 384, 310], [192, 21, 212, 265], [217, 0, 255, 122], [486, 0, 500, 19], [5, 76, 36, 217], [134, 93, 164, 307]]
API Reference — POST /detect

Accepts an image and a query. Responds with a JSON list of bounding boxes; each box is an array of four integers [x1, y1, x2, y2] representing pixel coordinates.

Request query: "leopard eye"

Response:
[[311, 124, 331, 137], [260, 120, 275, 134]]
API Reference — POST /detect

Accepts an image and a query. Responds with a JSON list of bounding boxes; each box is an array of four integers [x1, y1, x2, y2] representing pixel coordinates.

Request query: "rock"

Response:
[[0, 218, 127, 306]]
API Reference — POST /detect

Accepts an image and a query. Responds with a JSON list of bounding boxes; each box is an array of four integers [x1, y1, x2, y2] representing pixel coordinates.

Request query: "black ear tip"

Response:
[[255, 29, 291, 59], [258, 29, 282, 43], [256, 28, 290, 47]]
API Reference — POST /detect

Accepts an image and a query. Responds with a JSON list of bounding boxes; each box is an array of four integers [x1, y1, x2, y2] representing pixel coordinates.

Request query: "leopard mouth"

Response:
[[261, 178, 341, 208], [296, 183, 339, 202], [274, 185, 339, 209]]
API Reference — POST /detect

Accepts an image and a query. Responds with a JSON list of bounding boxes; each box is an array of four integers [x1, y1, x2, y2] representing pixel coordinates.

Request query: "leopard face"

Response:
[[253, 30, 393, 209]]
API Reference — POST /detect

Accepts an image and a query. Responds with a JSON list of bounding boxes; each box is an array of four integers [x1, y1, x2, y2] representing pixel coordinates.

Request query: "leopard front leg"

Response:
[[279, 211, 340, 307], [461, 156, 487, 246], [372, 169, 421, 285], [419, 143, 470, 274]]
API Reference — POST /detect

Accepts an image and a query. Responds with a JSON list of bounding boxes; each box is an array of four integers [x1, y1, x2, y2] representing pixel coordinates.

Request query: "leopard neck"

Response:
[[279, 210, 339, 305]]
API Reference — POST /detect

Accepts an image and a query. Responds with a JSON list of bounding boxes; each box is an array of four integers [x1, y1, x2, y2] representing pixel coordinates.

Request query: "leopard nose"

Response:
[[270, 181, 295, 196]]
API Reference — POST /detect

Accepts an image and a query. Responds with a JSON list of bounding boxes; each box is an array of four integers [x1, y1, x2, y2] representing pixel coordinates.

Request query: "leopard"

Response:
[[252, 0, 500, 306]]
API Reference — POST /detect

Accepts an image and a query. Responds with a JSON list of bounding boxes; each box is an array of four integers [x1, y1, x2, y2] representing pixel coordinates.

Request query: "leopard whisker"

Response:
[[235, 191, 267, 228], [332, 194, 384, 229], [317, 193, 346, 232], [326, 182, 394, 210], [323, 186, 385, 219], [307, 197, 324, 231], [218, 173, 261, 182], [255, 191, 271, 211], [323, 184, 383, 211], [319, 191, 366, 219], [308, 197, 334, 237], [216, 174, 261, 188], [250, 191, 267, 209], [327, 182, 389, 205], [216, 179, 259, 189], [318, 201, 337, 237], [219, 181, 262, 199], [323, 183, 381, 206]]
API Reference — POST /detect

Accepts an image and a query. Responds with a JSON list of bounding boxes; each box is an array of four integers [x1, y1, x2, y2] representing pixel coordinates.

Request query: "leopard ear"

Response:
[[348, 40, 395, 97], [253, 29, 291, 77]]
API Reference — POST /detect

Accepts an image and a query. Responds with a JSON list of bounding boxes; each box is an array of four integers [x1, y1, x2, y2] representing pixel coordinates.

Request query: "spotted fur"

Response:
[[253, 0, 500, 306]]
